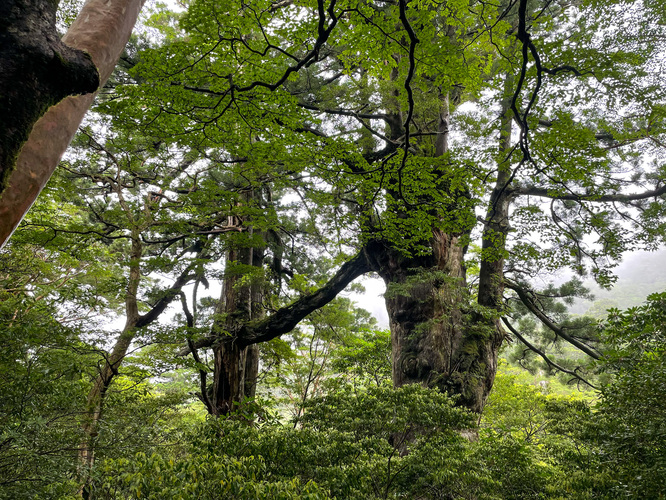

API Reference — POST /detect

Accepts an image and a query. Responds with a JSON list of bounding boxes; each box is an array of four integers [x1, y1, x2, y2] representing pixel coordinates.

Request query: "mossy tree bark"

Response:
[[366, 231, 503, 414], [361, 85, 506, 414]]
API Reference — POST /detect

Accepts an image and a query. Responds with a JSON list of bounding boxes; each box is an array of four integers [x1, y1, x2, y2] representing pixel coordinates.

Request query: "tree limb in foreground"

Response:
[[0, 0, 99, 193], [0, 0, 146, 249]]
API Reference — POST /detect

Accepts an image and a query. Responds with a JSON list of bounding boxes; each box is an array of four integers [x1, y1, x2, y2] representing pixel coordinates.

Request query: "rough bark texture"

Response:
[[362, 81, 506, 414], [0, 0, 146, 249], [0, 0, 99, 193], [243, 343, 260, 398], [243, 246, 264, 400], [210, 243, 263, 416], [366, 231, 500, 414], [184, 230, 502, 415]]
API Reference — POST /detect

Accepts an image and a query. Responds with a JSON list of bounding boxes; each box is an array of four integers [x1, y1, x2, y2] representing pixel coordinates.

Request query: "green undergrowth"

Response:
[[89, 382, 609, 500]]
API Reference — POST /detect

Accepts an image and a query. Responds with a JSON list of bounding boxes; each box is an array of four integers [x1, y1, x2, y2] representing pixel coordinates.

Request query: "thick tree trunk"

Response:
[[0, 0, 146, 249], [212, 343, 252, 415], [365, 80, 506, 413], [0, 0, 99, 193], [210, 242, 263, 416], [243, 344, 260, 399], [367, 230, 501, 414]]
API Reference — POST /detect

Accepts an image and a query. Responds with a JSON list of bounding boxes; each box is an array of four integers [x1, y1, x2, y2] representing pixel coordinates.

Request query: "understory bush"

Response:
[[91, 383, 608, 499]]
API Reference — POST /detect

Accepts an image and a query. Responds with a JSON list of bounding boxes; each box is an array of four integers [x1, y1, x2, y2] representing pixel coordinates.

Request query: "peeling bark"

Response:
[[0, 0, 99, 193], [0, 0, 146, 248]]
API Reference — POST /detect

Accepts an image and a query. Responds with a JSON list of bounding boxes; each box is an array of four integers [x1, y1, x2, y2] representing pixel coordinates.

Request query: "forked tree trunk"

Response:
[[367, 82, 507, 414]]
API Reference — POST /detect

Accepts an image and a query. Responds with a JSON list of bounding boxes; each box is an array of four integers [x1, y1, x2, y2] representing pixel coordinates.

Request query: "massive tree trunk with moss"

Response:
[[0, 0, 145, 248], [31, 0, 656, 432], [366, 232, 503, 414], [357, 83, 506, 413]]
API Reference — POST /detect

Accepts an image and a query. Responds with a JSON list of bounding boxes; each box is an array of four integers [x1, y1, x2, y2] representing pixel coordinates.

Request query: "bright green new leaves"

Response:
[[101, 0, 666, 285], [259, 296, 381, 418], [93, 452, 330, 500], [330, 328, 391, 387], [106, 0, 511, 256], [90, 377, 646, 499]]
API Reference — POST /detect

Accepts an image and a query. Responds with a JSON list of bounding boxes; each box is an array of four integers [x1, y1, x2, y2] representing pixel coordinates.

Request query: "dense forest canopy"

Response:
[[1, 0, 666, 498]]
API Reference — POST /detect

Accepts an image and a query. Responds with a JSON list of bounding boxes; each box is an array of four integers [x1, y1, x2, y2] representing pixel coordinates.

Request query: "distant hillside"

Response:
[[570, 249, 666, 317]]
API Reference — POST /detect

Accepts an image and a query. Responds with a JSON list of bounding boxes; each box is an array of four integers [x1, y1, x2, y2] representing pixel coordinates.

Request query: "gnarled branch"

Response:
[[178, 250, 371, 355], [505, 279, 602, 360], [180, 292, 213, 414]]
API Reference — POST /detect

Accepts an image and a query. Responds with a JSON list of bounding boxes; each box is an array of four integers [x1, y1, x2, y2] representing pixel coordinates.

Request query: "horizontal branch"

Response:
[[514, 183, 666, 203], [298, 101, 389, 121], [178, 250, 371, 354]]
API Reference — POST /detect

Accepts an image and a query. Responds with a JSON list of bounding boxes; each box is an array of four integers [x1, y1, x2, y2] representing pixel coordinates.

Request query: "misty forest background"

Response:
[[2, 0, 666, 499]]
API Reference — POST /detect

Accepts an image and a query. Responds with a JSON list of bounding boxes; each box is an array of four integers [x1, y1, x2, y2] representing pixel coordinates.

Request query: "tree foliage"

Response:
[[2, 0, 666, 497], [592, 293, 666, 498]]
